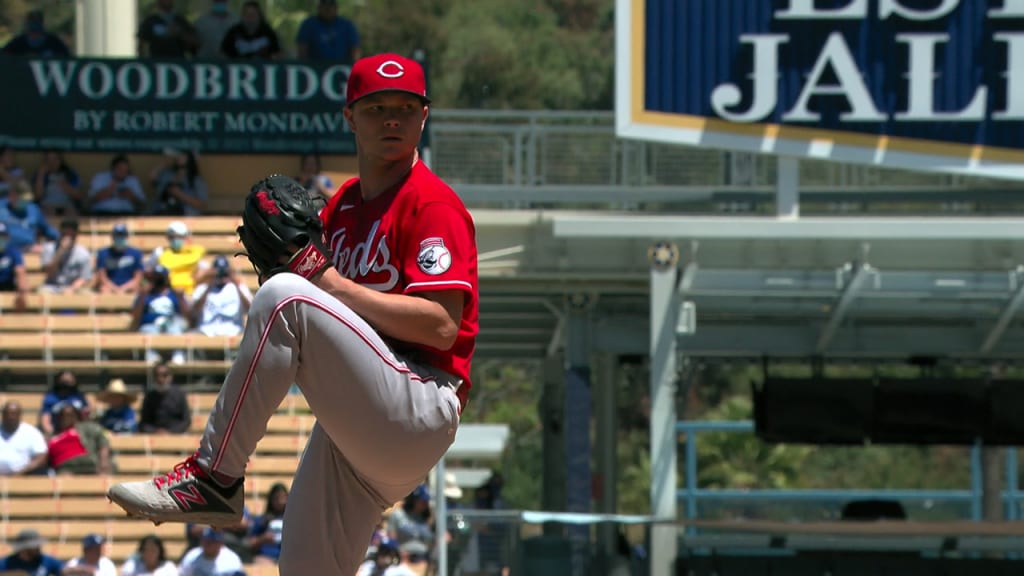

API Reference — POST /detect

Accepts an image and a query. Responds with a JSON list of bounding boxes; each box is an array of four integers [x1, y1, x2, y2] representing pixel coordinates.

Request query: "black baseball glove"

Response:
[[237, 174, 332, 283]]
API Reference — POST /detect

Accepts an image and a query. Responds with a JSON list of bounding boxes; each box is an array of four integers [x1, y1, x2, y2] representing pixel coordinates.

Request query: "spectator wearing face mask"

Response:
[[194, 0, 238, 59], [39, 218, 93, 294], [0, 181, 59, 252], [39, 370, 89, 437], [139, 363, 191, 435], [95, 223, 145, 294], [147, 221, 207, 297], [221, 2, 281, 60], [87, 155, 147, 216], [131, 265, 189, 365], [1, 11, 70, 57], [190, 255, 252, 337]]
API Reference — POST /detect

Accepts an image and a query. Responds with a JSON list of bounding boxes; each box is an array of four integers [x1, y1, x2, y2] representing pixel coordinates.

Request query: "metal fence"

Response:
[[427, 110, 1023, 211]]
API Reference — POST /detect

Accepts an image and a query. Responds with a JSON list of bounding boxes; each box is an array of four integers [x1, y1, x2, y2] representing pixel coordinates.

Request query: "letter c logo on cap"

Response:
[[376, 61, 405, 79]]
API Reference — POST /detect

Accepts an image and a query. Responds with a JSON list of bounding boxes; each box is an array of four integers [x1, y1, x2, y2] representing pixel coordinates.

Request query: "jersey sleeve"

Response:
[[401, 202, 475, 296]]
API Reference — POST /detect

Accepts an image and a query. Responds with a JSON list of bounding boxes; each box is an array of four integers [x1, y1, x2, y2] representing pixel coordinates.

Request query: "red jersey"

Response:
[[321, 161, 478, 410]]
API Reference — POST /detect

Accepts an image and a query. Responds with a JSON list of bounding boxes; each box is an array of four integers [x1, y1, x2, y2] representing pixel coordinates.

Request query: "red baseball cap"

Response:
[[345, 53, 431, 107]]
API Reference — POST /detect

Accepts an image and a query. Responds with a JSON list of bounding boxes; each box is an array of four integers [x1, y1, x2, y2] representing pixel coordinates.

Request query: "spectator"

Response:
[[96, 378, 139, 435], [0, 222, 29, 311], [63, 533, 117, 576], [387, 484, 435, 548], [0, 145, 25, 196], [138, 0, 198, 59], [139, 363, 191, 435], [191, 255, 252, 337], [194, 0, 238, 59], [356, 536, 398, 576], [248, 483, 288, 565], [295, 152, 333, 213], [1, 10, 70, 57], [121, 534, 179, 576], [0, 528, 63, 575], [95, 223, 145, 294], [132, 265, 189, 365], [39, 218, 93, 294], [39, 370, 89, 437], [0, 181, 59, 252], [221, 1, 281, 60], [32, 149, 82, 217], [186, 505, 253, 565], [179, 528, 243, 576], [0, 401, 48, 476], [149, 150, 208, 216], [86, 155, 146, 216], [147, 221, 207, 297], [295, 0, 360, 64], [46, 401, 113, 475], [383, 540, 430, 576]]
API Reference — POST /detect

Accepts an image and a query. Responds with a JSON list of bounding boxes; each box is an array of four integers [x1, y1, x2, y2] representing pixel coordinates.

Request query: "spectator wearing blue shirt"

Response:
[[132, 265, 190, 365], [32, 149, 82, 217], [295, 0, 360, 64], [86, 155, 147, 216], [0, 182, 59, 251], [96, 378, 139, 434], [95, 223, 145, 294], [39, 370, 89, 437], [0, 528, 63, 576], [1, 11, 70, 58], [0, 222, 28, 311], [248, 483, 288, 564]]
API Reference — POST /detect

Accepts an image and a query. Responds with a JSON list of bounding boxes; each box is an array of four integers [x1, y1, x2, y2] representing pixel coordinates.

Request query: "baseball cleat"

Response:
[[106, 453, 244, 528]]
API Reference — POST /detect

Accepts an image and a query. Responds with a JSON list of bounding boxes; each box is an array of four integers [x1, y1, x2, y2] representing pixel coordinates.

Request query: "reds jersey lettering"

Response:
[[330, 219, 399, 291]]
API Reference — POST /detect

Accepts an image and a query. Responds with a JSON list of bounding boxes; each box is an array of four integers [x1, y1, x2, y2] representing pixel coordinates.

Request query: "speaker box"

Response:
[[754, 377, 874, 444], [872, 378, 987, 445]]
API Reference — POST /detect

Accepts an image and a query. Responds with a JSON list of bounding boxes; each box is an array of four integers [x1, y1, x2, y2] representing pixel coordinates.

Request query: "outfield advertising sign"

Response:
[[0, 56, 355, 155], [617, 0, 1024, 179]]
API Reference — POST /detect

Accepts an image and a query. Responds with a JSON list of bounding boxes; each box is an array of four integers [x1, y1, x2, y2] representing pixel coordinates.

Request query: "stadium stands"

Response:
[[0, 216, 311, 575]]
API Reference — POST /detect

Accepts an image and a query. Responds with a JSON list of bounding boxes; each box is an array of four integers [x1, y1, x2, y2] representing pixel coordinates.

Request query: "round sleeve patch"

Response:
[[417, 237, 452, 275]]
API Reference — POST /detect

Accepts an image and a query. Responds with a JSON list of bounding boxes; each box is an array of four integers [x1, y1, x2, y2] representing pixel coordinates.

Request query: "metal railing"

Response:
[[427, 110, 1024, 210], [677, 420, 1023, 536]]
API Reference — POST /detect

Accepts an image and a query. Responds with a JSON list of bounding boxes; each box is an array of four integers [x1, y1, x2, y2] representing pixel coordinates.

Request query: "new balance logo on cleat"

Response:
[[106, 454, 244, 528]]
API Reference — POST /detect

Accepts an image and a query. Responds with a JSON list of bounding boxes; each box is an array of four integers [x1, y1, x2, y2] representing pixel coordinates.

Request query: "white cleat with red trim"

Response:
[[107, 454, 244, 528]]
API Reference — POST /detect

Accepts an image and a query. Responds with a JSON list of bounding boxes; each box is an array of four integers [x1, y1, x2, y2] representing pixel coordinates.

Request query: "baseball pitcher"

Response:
[[107, 53, 478, 575]]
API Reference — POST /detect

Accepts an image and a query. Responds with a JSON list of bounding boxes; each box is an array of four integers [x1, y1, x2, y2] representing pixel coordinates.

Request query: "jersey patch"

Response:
[[417, 237, 452, 275]]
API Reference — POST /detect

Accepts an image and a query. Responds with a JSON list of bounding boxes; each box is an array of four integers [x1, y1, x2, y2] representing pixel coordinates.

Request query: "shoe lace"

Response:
[[153, 455, 204, 489]]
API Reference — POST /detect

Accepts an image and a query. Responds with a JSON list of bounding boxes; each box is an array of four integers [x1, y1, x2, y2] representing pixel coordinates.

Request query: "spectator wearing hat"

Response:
[[121, 534, 179, 576], [39, 218, 93, 294], [0, 401, 48, 476], [131, 264, 189, 365], [47, 401, 113, 475], [32, 149, 82, 217], [0, 528, 63, 575], [1, 11, 70, 57], [86, 155, 146, 216], [0, 222, 29, 311], [383, 540, 430, 576], [356, 536, 399, 576], [139, 363, 191, 435], [191, 255, 252, 338], [96, 378, 139, 434], [63, 533, 117, 576], [179, 528, 243, 576], [295, 0, 360, 64], [95, 223, 145, 294], [387, 484, 435, 548], [147, 220, 207, 298], [0, 179, 59, 252], [39, 370, 90, 437]]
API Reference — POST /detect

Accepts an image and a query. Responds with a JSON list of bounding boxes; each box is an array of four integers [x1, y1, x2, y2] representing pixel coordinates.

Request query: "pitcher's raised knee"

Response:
[[252, 273, 315, 311]]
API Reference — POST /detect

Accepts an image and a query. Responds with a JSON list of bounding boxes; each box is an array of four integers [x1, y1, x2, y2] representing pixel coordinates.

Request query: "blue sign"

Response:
[[617, 0, 1024, 179]]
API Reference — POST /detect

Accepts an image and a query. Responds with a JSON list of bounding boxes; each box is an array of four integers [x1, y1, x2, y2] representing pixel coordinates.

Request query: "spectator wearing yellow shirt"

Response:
[[146, 221, 207, 297]]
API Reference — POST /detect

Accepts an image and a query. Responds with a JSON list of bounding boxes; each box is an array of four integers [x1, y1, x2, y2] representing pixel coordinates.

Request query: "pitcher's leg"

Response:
[[279, 424, 387, 575]]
